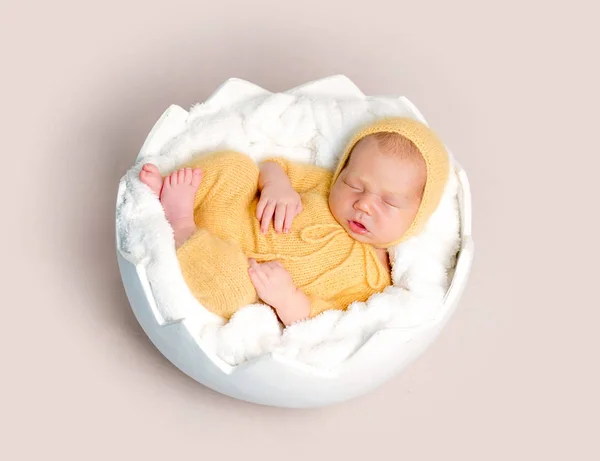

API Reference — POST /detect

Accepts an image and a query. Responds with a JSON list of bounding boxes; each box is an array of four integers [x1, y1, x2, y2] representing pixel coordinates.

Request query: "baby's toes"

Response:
[[183, 168, 193, 184], [191, 169, 202, 187], [177, 168, 186, 184], [142, 163, 158, 174]]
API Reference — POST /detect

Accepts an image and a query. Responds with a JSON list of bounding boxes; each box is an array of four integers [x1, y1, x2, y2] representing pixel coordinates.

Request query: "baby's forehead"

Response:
[[356, 133, 421, 157], [349, 137, 425, 171], [345, 140, 426, 193], [351, 157, 424, 183]]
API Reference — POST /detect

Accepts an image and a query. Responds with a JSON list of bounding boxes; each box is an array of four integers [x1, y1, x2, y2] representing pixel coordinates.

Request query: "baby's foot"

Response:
[[139, 163, 163, 196], [160, 167, 203, 247]]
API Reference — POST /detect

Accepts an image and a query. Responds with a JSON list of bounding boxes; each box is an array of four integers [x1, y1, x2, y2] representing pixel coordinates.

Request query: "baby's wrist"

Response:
[[274, 288, 310, 326], [265, 178, 293, 192], [259, 162, 291, 190]]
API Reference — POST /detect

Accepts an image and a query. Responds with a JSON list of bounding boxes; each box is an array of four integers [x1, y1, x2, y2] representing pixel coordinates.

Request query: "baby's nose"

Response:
[[354, 197, 373, 214]]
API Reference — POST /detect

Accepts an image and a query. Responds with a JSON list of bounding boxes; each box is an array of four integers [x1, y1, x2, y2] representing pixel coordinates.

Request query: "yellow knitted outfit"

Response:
[[175, 117, 449, 320]]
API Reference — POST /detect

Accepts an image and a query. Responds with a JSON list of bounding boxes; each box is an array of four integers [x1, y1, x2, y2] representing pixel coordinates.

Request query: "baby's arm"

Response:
[[257, 161, 303, 234], [261, 157, 331, 195], [258, 161, 293, 190], [247, 258, 349, 324]]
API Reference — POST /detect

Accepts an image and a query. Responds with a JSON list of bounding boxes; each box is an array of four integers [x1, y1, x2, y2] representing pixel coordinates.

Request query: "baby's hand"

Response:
[[248, 259, 296, 307], [256, 182, 302, 234], [248, 259, 310, 325]]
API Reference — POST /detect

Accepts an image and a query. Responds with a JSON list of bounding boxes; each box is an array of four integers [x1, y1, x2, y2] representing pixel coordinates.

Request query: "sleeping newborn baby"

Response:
[[139, 117, 449, 325]]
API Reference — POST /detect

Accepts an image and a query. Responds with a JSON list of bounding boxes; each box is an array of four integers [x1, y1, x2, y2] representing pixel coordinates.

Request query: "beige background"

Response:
[[1, 0, 598, 459]]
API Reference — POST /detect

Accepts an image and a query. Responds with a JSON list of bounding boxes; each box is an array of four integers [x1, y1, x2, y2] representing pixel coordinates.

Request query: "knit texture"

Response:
[[176, 152, 391, 319], [332, 117, 450, 247], [176, 118, 449, 320]]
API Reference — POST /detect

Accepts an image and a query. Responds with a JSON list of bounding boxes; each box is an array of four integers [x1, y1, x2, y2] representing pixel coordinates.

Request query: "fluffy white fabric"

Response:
[[116, 76, 461, 369]]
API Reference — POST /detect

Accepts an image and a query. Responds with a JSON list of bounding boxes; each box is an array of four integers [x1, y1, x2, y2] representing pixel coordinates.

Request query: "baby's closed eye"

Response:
[[344, 180, 362, 191], [383, 198, 401, 208]]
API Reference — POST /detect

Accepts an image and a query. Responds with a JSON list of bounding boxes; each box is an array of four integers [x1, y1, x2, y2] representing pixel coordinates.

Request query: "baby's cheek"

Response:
[[385, 213, 411, 238], [329, 190, 346, 217]]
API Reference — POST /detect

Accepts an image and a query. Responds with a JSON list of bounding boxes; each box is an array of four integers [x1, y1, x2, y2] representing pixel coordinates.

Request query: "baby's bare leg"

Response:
[[140, 164, 202, 248]]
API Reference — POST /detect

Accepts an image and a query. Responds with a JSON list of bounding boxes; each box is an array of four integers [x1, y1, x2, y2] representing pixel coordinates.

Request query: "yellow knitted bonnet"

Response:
[[331, 117, 451, 247]]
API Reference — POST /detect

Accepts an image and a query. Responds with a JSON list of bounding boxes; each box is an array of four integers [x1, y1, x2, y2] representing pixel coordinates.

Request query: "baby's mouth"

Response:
[[348, 220, 368, 234]]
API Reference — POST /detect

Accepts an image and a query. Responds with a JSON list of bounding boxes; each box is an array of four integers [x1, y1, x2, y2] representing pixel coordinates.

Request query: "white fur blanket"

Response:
[[116, 76, 461, 369]]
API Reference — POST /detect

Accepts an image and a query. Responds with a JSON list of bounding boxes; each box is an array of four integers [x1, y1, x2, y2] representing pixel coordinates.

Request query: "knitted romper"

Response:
[[176, 151, 391, 319], [175, 117, 450, 320]]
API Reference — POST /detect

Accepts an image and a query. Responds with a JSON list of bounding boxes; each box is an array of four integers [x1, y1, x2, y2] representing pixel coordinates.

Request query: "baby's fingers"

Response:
[[274, 203, 287, 233], [283, 200, 302, 233], [248, 263, 267, 289], [268, 260, 284, 271], [283, 206, 295, 233], [256, 196, 268, 220], [248, 268, 264, 291], [260, 201, 276, 234]]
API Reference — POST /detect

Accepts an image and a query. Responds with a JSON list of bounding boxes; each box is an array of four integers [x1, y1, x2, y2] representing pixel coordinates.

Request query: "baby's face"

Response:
[[329, 136, 426, 247]]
